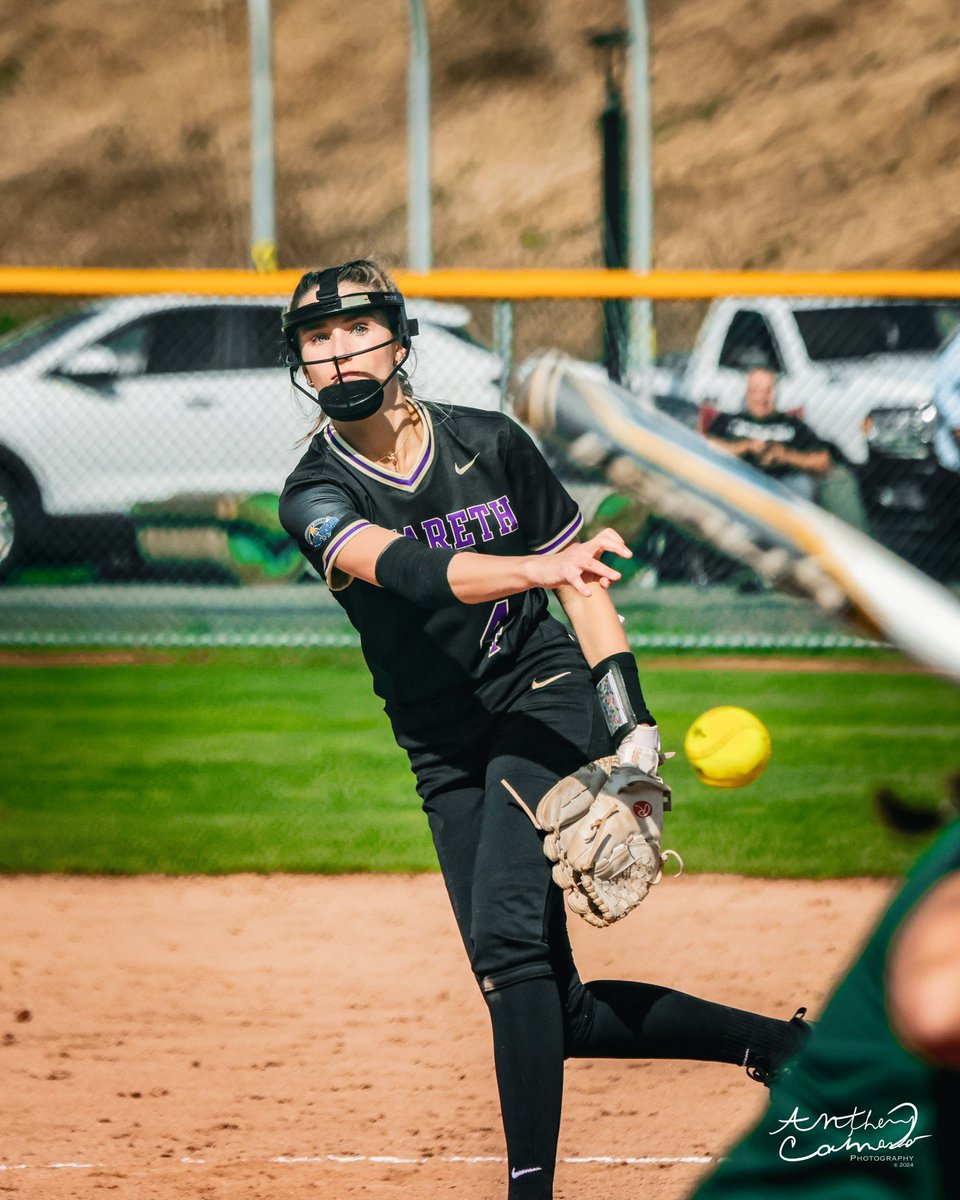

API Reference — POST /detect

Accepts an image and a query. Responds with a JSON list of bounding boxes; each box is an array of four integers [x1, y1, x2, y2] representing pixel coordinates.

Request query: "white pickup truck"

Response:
[[670, 296, 960, 465], [644, 296, 960, 577]]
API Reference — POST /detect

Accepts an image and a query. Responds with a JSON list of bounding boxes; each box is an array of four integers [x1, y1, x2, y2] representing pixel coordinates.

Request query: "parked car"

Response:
[[0, 295, 502, 579]]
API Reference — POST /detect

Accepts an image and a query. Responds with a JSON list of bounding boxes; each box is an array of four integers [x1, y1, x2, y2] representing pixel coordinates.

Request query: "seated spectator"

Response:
[[706, 368, 832, 501], [707, 369, 870, 531]]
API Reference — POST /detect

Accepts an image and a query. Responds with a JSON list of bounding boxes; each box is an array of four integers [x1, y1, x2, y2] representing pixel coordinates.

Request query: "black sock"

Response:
[[484, 976, 563, 1199], [571, 979, 797, 1068]]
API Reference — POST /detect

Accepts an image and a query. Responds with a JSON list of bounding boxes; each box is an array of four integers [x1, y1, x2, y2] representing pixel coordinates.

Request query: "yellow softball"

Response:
[[684, 706, 771, 788]]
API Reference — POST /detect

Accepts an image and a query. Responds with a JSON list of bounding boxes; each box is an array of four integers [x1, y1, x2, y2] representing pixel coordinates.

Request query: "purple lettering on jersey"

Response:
[[447, 509, 476, 550], [422, 517, 451, 550], [488, 494, 519, 536], [481, 598, 510, 656], [466, 503, 495, 542], [402, 525, 418, 540]]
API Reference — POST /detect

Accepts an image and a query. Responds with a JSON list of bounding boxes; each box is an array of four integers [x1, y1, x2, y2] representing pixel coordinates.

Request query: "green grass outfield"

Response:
[[2, 648, 958, 878]]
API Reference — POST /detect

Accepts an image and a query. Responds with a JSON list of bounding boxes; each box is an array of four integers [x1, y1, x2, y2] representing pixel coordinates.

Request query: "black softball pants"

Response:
[[393, 636, 796, 1199]]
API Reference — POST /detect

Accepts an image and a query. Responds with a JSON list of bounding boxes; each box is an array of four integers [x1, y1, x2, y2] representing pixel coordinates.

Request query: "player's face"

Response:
[[297, 289, 398, 390], [745, 369, 777, 418]]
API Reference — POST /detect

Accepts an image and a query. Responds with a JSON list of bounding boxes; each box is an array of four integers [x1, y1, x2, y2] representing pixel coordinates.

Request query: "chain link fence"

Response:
[[0, 286, 958, 648]]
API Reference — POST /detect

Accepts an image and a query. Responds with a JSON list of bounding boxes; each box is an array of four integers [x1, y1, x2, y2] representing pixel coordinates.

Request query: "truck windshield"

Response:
[[0, 311, 91, 369], [793, 304, 960, 361]]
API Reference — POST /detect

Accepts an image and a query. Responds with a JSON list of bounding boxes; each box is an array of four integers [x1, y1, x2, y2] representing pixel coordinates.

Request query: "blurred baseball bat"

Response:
[[512, 351, 960, 685]]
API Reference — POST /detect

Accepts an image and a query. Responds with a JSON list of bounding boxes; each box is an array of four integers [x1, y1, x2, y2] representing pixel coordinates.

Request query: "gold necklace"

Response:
[[376, 404, 421, 470]]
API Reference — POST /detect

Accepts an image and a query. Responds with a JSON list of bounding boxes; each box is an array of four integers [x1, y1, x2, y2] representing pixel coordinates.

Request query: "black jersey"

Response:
[[279, 401, 583, 710], [709, 411, 830, 478]]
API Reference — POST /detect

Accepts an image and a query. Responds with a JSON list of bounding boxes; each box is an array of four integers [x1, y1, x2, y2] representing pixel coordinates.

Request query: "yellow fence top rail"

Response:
[[2, 266, 960, 300]]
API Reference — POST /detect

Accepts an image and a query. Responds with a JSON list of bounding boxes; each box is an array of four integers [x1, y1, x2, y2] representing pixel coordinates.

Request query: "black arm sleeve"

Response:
[[374, 537, 460, 608]]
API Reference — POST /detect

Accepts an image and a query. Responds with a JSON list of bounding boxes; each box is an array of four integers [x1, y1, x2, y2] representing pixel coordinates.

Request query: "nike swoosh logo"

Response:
[[454, 454, 479, 475], [511, 1166, 543, 1179], [531, 671, 571, 690]]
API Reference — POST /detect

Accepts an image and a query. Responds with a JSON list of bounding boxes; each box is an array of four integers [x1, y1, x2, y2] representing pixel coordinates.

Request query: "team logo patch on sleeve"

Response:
[[304, 515, 341, 549]]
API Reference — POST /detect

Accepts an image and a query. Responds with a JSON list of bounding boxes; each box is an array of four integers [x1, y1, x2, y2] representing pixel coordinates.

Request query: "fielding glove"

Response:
[[537, 755, 682, 927]]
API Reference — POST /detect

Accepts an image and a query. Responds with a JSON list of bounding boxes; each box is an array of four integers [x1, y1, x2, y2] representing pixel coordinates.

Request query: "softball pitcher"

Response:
[[278, 258, 808, 1200]]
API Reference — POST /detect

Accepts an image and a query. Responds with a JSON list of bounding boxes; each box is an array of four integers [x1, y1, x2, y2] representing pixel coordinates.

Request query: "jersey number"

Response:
[[481, 599, 510, 657]]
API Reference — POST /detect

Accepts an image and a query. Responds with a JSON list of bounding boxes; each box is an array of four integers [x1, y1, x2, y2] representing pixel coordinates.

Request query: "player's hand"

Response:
[[619, 723, 664, 775], [532, 528, 631, 597]]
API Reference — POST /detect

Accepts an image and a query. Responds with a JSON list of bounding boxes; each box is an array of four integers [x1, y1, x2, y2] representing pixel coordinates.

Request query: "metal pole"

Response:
[[407, 0, 432, 271], [626, 0, 653, 388], [493, 301, 514, 412], [247, 0, 277, 270], [599, 51, 628, 383]]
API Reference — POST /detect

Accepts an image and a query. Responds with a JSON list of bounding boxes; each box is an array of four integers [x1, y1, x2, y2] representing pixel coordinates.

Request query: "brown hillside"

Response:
[[1, 0, 959, 273]]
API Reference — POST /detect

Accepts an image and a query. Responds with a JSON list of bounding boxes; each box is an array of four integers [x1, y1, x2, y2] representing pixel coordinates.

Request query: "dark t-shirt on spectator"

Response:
[[709, 411, 830, 479]]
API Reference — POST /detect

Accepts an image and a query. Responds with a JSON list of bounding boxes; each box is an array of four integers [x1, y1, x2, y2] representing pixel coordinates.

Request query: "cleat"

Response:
[[745, 1007, 811, 1086]]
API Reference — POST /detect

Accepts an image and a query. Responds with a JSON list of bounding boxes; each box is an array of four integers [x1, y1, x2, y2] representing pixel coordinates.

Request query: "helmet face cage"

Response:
[[280, 264, 418, 370], [280, 261, 419, 418]]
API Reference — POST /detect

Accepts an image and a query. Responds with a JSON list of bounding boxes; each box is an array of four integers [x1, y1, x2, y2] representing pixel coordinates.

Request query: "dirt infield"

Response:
[[1, 873, 895, 1199]]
